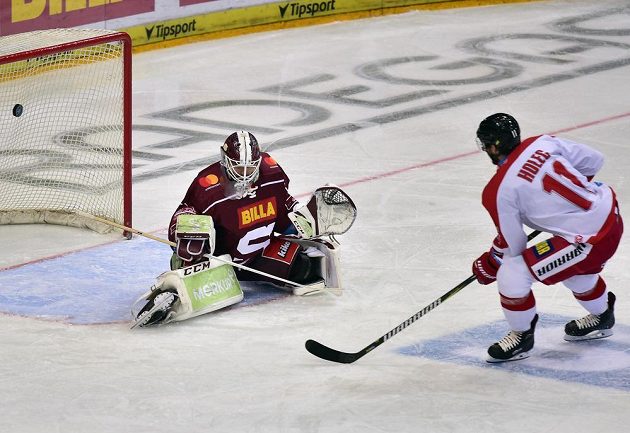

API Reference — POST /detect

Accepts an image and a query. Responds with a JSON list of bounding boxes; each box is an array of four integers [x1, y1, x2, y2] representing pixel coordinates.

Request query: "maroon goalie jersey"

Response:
[[168, 153, 298, 264]]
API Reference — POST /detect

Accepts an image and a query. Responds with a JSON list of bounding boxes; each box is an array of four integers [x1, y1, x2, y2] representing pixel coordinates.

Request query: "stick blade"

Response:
[[305, 339, 360, 364]]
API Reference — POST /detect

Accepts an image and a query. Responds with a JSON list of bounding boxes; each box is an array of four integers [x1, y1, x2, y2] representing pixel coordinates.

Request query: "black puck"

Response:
[[12, 104, 23, 117]]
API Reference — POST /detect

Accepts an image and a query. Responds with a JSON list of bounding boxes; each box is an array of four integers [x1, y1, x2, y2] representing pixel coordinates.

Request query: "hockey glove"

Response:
[[175, 214, 215, 265], [287, 185, 357, 239], [472, 249, 501, 285]]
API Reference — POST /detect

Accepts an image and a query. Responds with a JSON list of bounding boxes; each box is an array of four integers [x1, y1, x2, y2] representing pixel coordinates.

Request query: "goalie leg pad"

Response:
[[289, 252, 324, 285], [172, 256, 244, 322], [286, 237, 342, 290], [132, 254, 243, 326], [238, 238, 301, 285]]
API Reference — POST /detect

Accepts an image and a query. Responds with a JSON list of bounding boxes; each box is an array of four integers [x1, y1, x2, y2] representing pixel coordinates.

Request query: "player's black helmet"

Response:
[[476, 113, 521, 155]]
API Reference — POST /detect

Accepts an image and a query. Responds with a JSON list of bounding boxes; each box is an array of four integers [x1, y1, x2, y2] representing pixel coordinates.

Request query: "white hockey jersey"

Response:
[[482, 135, 616, 257]]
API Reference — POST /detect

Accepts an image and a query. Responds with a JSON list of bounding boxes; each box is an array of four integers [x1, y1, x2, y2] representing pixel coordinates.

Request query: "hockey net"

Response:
[[0, 29, 132, 234]]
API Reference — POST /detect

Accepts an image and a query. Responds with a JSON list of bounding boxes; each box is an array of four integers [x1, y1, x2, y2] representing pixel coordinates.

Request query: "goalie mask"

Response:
[[221, 131, 262, 197]]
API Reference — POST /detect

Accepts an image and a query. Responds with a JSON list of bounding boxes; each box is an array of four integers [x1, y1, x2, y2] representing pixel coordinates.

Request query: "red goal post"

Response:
[[0, 29, 132, 236]]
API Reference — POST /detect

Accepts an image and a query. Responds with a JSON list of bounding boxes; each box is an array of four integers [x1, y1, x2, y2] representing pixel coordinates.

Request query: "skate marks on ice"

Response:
[[399, 315, 630, 391], [0, 236, 288, 325], [130, 5, 630, 183]]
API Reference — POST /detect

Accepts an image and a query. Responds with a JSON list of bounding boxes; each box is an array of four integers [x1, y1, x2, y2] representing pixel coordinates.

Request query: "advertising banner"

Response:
[[0, 0, 155, 36], [125, 0, 385, 47], [179, 0, 217, 5], [0, 0, 500, 46]]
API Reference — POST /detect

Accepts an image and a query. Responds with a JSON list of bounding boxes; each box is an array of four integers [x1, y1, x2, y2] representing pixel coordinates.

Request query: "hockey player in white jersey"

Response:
[[471, 113, 623, 362]]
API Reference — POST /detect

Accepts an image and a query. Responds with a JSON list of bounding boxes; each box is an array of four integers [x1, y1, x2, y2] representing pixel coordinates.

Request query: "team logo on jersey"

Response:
[[238, 197, 277, 228], [264, 156, 278, 168], [532, 240, 554, 258]]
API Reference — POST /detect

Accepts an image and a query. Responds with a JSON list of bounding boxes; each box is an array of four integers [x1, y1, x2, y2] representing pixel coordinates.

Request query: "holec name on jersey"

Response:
[[239, 197, 277, 228], [517, 149, 551, 182]]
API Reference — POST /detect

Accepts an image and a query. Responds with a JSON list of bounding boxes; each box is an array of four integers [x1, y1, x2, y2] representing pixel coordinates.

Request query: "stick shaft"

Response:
[[76, 210, 339, 294], [76, 210, 175, 247], [305, 230, 543, 363]]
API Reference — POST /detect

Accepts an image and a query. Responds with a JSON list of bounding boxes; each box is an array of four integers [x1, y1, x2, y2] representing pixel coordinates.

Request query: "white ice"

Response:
[[2, 1, 630, 432]]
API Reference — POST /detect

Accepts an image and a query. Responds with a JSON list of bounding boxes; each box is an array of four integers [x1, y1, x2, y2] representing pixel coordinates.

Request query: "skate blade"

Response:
[[564, 329, 613, 341], [486, 350, 532, 363], [130, 292, 175, 330]]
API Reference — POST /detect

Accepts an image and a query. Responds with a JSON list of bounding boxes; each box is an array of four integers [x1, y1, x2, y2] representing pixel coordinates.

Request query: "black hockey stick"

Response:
[[305, 230, 542, 364]]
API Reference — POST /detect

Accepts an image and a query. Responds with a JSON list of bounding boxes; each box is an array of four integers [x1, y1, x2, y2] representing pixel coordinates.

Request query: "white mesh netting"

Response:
[[0, 29, 129, 233]]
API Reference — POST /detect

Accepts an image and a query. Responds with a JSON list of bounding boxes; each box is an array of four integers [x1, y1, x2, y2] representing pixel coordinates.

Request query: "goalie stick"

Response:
[[305, 230, 542, 364], [75, 210, 342, 296]]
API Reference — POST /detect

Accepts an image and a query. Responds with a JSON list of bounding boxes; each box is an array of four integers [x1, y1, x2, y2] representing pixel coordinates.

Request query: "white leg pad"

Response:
[[154, 254, 244, 323], [289, 238, 342, 291]]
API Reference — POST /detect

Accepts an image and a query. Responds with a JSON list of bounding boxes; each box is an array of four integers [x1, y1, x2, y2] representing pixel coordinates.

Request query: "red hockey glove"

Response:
[[472, 249, 500, 285]]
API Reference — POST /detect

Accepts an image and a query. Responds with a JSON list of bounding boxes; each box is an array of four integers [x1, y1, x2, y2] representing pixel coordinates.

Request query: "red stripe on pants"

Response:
[[500, 291, 536, 311], [573, 277, 606, 301]]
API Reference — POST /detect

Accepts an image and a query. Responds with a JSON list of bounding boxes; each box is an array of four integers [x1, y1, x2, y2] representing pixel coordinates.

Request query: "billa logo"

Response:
[[238, 197, 277, 228]]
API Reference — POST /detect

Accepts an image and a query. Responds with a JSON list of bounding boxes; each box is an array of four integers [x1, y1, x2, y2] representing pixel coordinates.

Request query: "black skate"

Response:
[[564, 292, 615, 341], [131, 289, 178, 329], [487, 314, 538, 363]]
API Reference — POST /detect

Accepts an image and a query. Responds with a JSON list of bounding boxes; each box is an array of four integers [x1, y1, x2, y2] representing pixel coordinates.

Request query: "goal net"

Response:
[[0, 29, 132, 235]]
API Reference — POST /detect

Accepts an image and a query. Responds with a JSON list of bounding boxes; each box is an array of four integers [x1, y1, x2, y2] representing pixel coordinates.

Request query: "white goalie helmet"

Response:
[[220, 131, 262, 197]]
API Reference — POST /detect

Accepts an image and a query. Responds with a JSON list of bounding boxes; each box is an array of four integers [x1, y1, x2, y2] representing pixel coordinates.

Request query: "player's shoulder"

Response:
[[521, 134, 546, 147], [258, 152, 288, 180], [193, 162, 227, 194]]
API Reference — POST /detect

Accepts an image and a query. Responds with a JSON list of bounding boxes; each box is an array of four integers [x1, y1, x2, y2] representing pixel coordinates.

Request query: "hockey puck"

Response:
[[12, 104, 23, 117]]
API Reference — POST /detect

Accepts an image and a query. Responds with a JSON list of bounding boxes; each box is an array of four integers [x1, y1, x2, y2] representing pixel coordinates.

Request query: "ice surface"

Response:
[[1, 1, 630, 432]]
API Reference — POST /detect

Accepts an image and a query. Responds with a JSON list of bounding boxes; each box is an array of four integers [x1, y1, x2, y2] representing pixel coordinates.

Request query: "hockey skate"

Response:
[[487, 314, 538, 363], [131, 289, 179, 329], [564, 292, 615, 341]]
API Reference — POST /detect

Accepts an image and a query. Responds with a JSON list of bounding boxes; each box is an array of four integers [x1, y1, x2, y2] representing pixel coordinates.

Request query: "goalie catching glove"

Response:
[[288, 185, 357, 239]]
